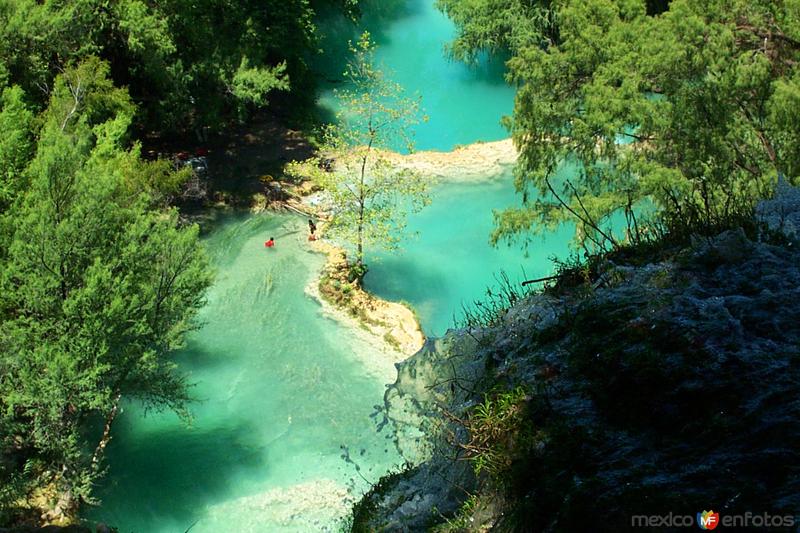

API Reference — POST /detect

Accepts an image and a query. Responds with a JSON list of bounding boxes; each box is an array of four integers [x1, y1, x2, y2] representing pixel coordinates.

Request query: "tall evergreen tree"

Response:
[[0, 59, 212, 520], [440, 0, 800, 248]]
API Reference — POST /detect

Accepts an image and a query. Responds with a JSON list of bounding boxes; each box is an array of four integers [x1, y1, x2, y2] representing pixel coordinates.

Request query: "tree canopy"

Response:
[[441, 0, 800, 249], [0, 58, 212, 522], [436, 0, 559, 63], [0, 0, 359, 132]]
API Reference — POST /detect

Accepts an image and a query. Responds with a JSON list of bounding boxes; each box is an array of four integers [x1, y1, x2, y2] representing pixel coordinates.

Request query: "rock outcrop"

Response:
[[354, 185, 800, 531]]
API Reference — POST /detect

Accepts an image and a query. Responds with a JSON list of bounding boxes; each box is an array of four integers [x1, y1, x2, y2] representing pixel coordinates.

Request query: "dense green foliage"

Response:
[[440, 0, 800, 249], [436, 0, 671, 63], [0, 0, 371, 522], [437, 0, 670, 64], [0, 0, 358, 132], [0, 59, 212, 522], [436, 0, 559, 62]]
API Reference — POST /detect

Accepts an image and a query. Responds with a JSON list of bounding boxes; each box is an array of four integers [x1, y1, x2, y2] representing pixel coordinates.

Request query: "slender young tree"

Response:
[[300, 32, 430, 281]]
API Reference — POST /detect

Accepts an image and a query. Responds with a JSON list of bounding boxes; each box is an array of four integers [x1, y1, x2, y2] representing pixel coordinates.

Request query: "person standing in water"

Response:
[[308, 219, 317, 241], [265, 237, 275, 248]]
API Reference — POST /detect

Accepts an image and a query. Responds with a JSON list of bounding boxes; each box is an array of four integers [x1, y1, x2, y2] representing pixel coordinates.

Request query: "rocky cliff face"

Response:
[[354, 186, 800, 532]]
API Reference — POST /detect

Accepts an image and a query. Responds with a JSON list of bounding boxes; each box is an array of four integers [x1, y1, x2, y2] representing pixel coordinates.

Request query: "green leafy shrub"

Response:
[[462, 387, 532, 480], [348, 262, 369, 284]]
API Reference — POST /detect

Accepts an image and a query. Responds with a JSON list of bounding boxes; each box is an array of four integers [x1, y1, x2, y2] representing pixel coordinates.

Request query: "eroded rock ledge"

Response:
[[353, 185, 800, 531]]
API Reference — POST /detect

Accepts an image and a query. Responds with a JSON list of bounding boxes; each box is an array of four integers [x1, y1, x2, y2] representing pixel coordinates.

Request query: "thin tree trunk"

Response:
[[357, 223, 363, 265], [357, 155, 366, 267], [90, 392, 122, 474], [356, 132, 374, 270]]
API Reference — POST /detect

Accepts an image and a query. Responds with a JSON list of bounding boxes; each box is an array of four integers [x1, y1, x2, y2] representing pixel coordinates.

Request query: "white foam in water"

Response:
[[202, 479, 354, 532]]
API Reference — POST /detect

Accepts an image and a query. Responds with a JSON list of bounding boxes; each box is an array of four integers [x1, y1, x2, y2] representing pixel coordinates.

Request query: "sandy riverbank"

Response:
[[387, 138, 518, 180], [304, 238, 425, 362], [273, 138, 518, 366]]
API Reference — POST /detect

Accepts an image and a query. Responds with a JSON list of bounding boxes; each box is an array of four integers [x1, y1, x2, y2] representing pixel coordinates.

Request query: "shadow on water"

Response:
[[171, 338, 231, 373], [314, 0, 420, 74], [363, 256, 452, 336], [365, 254, 450, 302], [314, 0, 510, 84], [361, 0, 425, 45], [461, 50, 513, 86], [89, 416, 265, 532]]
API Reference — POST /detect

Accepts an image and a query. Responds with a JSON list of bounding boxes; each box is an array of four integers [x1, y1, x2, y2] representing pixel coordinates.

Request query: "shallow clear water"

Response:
[[88, 214, 400, 532], [88, 1, 554, 530], [365, 169, 573, 337], [316, 0, 516, 152], [90, 180, 570, 531]]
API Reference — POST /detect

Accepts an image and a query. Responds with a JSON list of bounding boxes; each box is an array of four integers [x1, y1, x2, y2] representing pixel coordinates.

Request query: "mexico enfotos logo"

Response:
[[697, 510, 719, 530], [631, 510, 795, 529]]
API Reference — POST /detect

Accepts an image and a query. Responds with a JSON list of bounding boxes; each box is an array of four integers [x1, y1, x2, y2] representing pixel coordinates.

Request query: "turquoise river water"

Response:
[[365, 170, 573, 337], [316, 0, 515, 151], [89, 1, 572, 531]]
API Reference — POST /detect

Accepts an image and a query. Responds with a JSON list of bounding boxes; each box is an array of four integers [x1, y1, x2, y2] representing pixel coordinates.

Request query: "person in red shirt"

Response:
[[265, 237, 275, 248]]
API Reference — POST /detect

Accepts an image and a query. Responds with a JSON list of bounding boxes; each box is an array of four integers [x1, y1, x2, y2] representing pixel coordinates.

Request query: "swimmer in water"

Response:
[[265, 237, 275, 248]]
